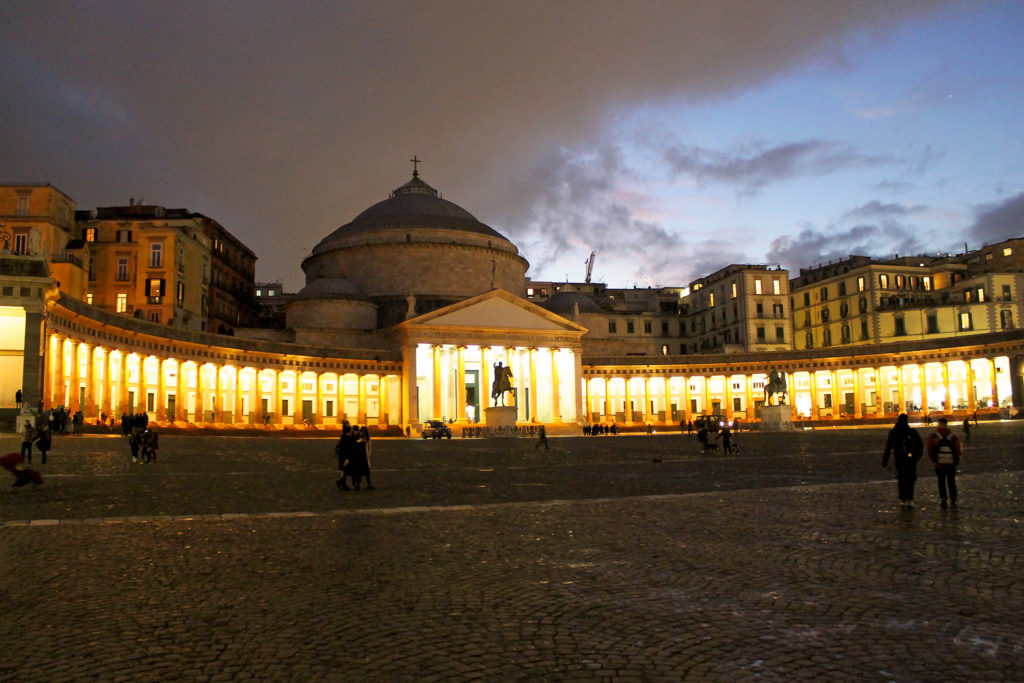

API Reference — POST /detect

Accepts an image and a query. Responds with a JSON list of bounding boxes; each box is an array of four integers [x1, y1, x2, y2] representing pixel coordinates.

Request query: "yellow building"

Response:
[[80, 204, 212, 331]]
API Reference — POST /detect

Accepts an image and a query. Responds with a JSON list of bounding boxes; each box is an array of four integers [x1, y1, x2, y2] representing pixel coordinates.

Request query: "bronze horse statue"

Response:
[[491, 362, 513, 406], [764, 369, 788, 406]]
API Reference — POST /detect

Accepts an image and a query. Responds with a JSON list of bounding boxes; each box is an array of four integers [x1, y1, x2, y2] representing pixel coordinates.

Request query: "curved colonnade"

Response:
[[43, 296, 1024, 430]]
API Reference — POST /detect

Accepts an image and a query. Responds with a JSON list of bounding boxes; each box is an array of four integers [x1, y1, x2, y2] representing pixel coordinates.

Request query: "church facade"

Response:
[[4, 171, 1024, 432]]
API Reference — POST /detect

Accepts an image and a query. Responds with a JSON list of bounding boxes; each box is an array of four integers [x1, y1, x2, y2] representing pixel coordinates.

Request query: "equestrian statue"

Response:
[[764, 368, 788, 406], [491, 361, 514, 406]]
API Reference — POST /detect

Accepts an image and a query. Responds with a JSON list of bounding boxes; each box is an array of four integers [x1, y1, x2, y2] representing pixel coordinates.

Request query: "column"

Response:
[[82, 345, 95, 417], [875, 368, 884, 416], [942, 362, 952, 414], [294, 370, 304, 424], [853, 369, 862, 419], [808, 371, 818, 419], [965, 360, 976, 412], [989, 358, 999, 407], [42, 336, 57, 408], [68, 341, 81, 413], [378, 375, 389, 427], [528, 348, 538, 422], [275, 369, 284, 425], [156, 358, 167, 421], [236, 368, 245, 425], [1009, 356, 1024, 410], [313, 371, 323, 425], [683, 375, 692, 423], [213, 364, 224, 423], [175, 364, 185, 422], [121, 354, 131, 416], [643, 374, 652, 423], [456, 346, 467, 422], [99, 348, 112, 419], [601, 377, 609, 421], [403, 346, 418, 429], [338, 372, 347, 423], [433, 345, 442, 421], [829, 370, 837, 418], [572, 349, 583, 423], [357, 374, 367, 424], [745, 374, 754, 420], [550, 348, 561, 423], [585, 375, 593, 423], [506, 347, 517, 409], [138, 355, 149, 414], [253, 370, 264, 425], [723, 375, 733, 421], [919, 365, 929, 418], [896, 366, 906, 415], [480, 347, 491, 414]]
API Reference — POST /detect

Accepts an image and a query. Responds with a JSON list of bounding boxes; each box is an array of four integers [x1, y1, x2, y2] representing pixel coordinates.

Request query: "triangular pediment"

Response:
[[405, 289, 585, 333]]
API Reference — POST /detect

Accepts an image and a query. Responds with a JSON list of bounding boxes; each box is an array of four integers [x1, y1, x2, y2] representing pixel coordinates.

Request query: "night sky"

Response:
[[2, 1, 1022, 292]]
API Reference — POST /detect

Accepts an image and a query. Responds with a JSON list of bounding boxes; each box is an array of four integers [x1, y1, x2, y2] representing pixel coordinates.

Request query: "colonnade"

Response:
[[584, 356, 1018, 426], [43, 333, 400, 427]]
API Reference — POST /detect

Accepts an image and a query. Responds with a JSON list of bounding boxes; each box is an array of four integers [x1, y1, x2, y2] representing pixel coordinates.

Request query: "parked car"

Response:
[[422, 420, 452, 439]]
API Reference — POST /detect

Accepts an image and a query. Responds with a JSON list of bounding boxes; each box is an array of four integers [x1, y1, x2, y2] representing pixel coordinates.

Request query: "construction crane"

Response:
[[584, 251, 596, 284]]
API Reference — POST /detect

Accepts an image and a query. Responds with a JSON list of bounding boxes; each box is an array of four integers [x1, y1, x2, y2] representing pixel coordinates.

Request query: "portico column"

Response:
[[175, 365, 185, 422], [723, 375, 733, 421], [897, 366, 906, 415], [253, 370, 264, 425], [68, 341, 81, 413], [528, 348, 538, 422], [506, 347, 517, 409], [433, 345, 442, 421], [121, 355, 131, 415], [156, 358, 167, 421], [357, 374, 367, 424], [584, 374, 593, 423], [274, 369, 284, 425], [829, 370, 837, 418], [236, 368, 245, 424], [942, 362, 952, 414], [853, 369, 862, 419], [338, 373, 347, 422], [808, 371, 818, 420], [480, 348, 491, 414], [82, 345, 95, 417], [989, 358, 999, 407], [314, 371, 323, 425], [572, 349, 583, 423], [875, 368, 884, 416], [378, 376, 389, 427], [919, 365, 929, 417], [643, 374, 652, 423], [965, 361, 976, 411], [403, 345, 419, 429], [601, 377, 610, 421], [683, 376, 691, 423], [745, 374, 754, 420], [550, 348, 561, 423], [456, 346, 467, 422], [294, 371, 304, 424], [211, 364, 223, 422]]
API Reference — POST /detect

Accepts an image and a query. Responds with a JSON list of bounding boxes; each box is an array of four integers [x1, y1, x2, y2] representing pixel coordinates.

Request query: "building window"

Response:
[[861, 320, 870, 340], [1000, 310, 1014, 329], [149, 242, 163, 268], [773, 279, 781, 295], [709, 292, 715, 307], [626, 320, 635, 334], [116, 293, 128, 313], [894, 317, 906, 336], [13, 233, 28, 255], [1002, 284, 1011, 301], [841, 324, 851, 343], [84, 228, 97, 242], [820, 286, 829, 301], [976, 288, 985, 302], [643, 321, 652, 334], [85, 293, 93, 304], [756, 302, 764, 316], [116, 229, 132, 243], [754, 279, 762, 295], [608, 320, 617, 334], [661, 321, 669, 335], [959, 312, 972, 331], [176, 281, 185, 307], [839, 302, 849, 317], [775, 326, 784, 341], [838, 281, 847, 296], [803, 292, 810, 306], [177, 245, 185, 272], [857, 276, 865, 292], [879, 274, 889, 289], [1004, 247, 1013, 256], [731, 282, 737, 298], [201, 294, 208, 314], [661, 345, 669, 356], [805, 332, 814, 348], [149, 312, 160, 323], [821, 308, 830, 322], [116, 257, 130, 281], [756, 326, 766, 341], [16, 195, 30, 216], [803, 311, 811, 326], [773, 303, 784, 318], [923, 276, 932, 291], [895, 275, 904, 288], [926, 314, 939, 334], [858, 297, 868, 313], [823, 328, 832, 346]]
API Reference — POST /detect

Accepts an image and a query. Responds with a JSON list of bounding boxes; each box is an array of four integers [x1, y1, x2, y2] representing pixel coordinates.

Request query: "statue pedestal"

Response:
[[759, 404, 794, 431], [485, 406, 517, 428]]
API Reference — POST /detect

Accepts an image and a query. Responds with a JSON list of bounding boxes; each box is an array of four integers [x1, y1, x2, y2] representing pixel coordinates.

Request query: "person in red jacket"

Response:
[[926, 417, 962, 509]]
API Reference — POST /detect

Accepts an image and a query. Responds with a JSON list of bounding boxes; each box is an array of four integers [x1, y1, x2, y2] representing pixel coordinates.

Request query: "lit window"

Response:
[[116, 293, 128, 313], [773, 279, 781, 295], [959, 312, 972, 330], [661, 345, 669, 356], [879, 274, 889, 289], [923, 276, 932, 291], [977, 288, 985, 302], [84, 228, 96, 242], [754, 279, 763, 295], [857, 276, 865, 292], [1004, 247, 1013, 256], [85, 293, 93, 304], [116, 257, 129, 281], [269, 290, 275, 296], [256, 289, 262, 297], [730, 282, 737, 298], [709, 292, 715, 307]]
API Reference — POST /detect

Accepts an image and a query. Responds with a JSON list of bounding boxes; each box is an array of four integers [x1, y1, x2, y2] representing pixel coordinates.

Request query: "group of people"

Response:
[[121, 412, 159, 463], [882, 414, 963, 509], [334, 423, 374, 491], [582, 423, 618, 436], [696, 423, 736, 454]]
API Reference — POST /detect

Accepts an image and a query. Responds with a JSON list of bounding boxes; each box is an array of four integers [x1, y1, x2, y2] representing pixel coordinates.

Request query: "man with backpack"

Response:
[[927, 417, 962, 509], [882, 413, 924, 509]]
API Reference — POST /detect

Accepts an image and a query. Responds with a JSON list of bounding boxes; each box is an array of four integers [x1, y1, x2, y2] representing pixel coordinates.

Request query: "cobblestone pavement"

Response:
[[1, 423, 1022, 681]]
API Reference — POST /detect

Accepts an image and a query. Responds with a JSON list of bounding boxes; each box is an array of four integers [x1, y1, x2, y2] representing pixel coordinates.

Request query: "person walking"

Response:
[[348, 426, 374, 490], [927, 417, 962, 509], [535, 424, 549, 450], [882, 413, 924, 509], [962, 418, 971, 442], [15, 389, 23, 409], [719, 425, 734, 455], [334, 424, 354, 490], [20, 420, 36, 463], [34, 426, 52, 465]]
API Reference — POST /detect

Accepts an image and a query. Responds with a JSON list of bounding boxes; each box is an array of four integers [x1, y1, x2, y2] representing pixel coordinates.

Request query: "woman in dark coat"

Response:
[[348, 426, 375, 491], [335, 424, 354, 491]]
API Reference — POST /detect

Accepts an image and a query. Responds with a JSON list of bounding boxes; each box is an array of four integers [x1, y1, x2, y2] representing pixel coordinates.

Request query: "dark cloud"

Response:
[[969, 192, 1024, 245], [661, 140, 896, 194], [841, 200, 927, 220], [0, 0, 953, 288]]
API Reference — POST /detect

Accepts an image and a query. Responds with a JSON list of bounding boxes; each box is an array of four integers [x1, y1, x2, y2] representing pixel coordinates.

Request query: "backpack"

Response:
[[933, 433, 955, 465]]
